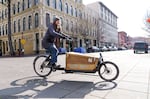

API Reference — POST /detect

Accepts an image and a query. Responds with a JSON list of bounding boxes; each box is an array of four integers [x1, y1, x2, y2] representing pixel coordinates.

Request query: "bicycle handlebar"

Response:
[[61, 33, 73, 41]]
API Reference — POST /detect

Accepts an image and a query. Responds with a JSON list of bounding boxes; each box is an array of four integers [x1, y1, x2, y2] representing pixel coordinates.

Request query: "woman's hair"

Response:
[[53, 17, 60, 25], [53, 17, 61, 32]]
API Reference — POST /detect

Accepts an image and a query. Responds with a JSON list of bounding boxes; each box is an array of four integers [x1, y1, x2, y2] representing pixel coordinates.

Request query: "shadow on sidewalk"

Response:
[[0, 76, 50, 99], [0, 76, 117, 99]]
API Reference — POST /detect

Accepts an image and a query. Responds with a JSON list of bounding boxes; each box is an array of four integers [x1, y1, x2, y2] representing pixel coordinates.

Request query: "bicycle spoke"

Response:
[[98, 61, 119, 81], [33, 55, 52, 77]]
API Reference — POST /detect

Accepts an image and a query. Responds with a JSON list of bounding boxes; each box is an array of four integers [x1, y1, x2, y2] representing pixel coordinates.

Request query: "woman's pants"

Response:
[[47, 43, 59, 64]]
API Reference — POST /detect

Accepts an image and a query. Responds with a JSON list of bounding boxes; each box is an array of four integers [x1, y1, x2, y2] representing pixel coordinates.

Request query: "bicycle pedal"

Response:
[[52, 68, 56, 72]]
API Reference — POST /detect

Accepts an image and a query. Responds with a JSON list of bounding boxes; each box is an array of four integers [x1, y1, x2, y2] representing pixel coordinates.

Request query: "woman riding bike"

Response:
[[42, 17, 69, 68]]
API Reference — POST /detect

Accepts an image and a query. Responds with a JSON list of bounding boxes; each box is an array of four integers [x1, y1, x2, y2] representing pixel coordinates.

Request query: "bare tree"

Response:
[[83, 14, 91, 49], [143, 10, 150, 33], [97, 18, 106, 47]]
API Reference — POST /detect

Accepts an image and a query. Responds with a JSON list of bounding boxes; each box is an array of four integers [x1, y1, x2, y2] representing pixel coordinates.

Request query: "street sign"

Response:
[[21, 39, 26, 45]]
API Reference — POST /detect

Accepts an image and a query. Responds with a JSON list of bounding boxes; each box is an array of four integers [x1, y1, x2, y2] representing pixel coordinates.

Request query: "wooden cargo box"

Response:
[[66, 52, 99, 71]]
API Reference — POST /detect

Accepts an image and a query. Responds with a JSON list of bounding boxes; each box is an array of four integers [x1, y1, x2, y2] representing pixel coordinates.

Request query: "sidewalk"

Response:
[[0, 51, 150, 99]]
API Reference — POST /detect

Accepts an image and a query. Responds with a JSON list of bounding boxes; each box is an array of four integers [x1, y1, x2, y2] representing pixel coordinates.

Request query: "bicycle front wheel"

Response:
[[98, 61, 119, 81], [33, 55, 52, 77]]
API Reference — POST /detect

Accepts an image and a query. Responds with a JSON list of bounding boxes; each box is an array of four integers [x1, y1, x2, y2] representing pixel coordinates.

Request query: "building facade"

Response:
[[0, 0, 98, 56], [118, 31, 128, 47], [126, 36, 133, 49], [131, 37, 150, 47], [86, 2, 118, 47]]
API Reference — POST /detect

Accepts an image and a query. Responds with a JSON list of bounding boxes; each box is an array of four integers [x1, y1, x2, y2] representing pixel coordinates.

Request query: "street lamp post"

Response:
[[1, 0, 14, 56]]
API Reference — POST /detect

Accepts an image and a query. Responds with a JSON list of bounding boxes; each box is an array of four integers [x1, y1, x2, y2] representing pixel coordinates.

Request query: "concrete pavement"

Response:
[[0, 50, 150, 99]]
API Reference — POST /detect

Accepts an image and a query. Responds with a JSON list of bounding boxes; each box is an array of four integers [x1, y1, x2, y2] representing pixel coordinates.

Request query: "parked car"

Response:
[[118, 47, 127, 50], [133, 42, 148, 54], [107, 46, 112, 51], [148, 46, 150, 50], [87, 46, 100, 53], [111, 46, 118, 51], [101, 46, 108, 52]]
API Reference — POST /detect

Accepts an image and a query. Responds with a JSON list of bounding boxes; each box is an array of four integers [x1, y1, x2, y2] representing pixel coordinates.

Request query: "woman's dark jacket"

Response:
[[42, 23, 64, 49]]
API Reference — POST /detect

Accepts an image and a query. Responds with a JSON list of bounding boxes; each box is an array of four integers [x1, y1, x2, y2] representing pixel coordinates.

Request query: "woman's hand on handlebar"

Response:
[[60, 33, 72, 41], [66, 37, 73, 41], [64, 35, 72, 41]]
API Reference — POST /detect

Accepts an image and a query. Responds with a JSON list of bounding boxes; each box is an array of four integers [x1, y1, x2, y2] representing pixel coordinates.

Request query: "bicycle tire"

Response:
[[33, 55, 52, 77], [98, 61, 119, 81]]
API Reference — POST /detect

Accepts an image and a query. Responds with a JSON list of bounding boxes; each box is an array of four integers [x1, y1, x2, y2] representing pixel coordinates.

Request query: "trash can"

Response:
[[73, 47, 86, 53], [59, 48, 67, 54]]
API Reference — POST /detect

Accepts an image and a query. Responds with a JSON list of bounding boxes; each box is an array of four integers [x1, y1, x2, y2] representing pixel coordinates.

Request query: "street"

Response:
[[0, 50, 150, 99]]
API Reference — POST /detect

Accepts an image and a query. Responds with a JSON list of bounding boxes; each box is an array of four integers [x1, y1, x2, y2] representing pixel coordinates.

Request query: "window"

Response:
[[18, 19, 21, 32], [75, 22, 77, 33], [60, 17, 63, 26], [22, 0, 25, 11], [58, 0, 63, 11], [75, 8, 77, 17], [53, 15, 56, 21], [53, 0, 57, 9], [23, 17, 26, 31], [14, 40, 16, 50], [83, 12, 85, 19], [13, 4, 16, 15], [18, 2, 20, 13], [0, 11, 1, 20], [66, 19, 69, 30], [34, 0, 38, 5], [5, 9, 7, 18], [71, 21, 73, 32], [46, 0, 50, 6], [4, 10, 6, 18], [65, 3, 68, 14], [35, 13, 39, 27], [6, 41, 8, 51], [14, 21, 16, 33], [2, 25, 4, 35], [28, 16, 32, 29], [5, 24, 7, 35], [79, 10, 82, 19], [28, 0, 32, 8], [2, 10, 4, 19], [0, 26, 1, 36], [71, 6, 73, 16], [46, 13, 50, 27]]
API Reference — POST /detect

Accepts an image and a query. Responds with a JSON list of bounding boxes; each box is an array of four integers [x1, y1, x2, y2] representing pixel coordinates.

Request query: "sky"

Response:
[[83, 0, 150, 37]]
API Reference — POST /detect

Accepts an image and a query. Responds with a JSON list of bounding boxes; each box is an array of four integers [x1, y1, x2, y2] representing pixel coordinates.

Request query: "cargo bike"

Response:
[[33, 51, 119, 81]]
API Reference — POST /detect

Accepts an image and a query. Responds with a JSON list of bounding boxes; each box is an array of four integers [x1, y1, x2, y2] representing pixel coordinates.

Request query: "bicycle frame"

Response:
[[99, 53, 104, 63]]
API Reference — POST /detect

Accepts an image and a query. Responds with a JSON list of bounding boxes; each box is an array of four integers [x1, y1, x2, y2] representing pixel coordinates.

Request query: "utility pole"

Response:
[[8, 0, 15, 56], [1, 0, 14, 56]]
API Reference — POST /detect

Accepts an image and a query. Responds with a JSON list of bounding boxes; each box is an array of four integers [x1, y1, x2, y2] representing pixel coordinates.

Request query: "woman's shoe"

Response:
[[52, 63, 61, 68]]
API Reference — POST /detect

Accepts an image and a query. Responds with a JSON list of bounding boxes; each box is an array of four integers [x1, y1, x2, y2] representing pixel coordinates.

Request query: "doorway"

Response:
[[35, 33, 40, 54], [3, 42, 5, 55]]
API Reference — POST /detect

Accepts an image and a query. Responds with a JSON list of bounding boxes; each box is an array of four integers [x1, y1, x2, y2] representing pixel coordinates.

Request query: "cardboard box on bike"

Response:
[[66, 52, 99, 71]]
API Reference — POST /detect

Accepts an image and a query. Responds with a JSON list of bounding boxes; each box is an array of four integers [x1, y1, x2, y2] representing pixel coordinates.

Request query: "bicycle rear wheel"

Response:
[[33, 55, 52, 77], [98, 61, 119, 81]]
